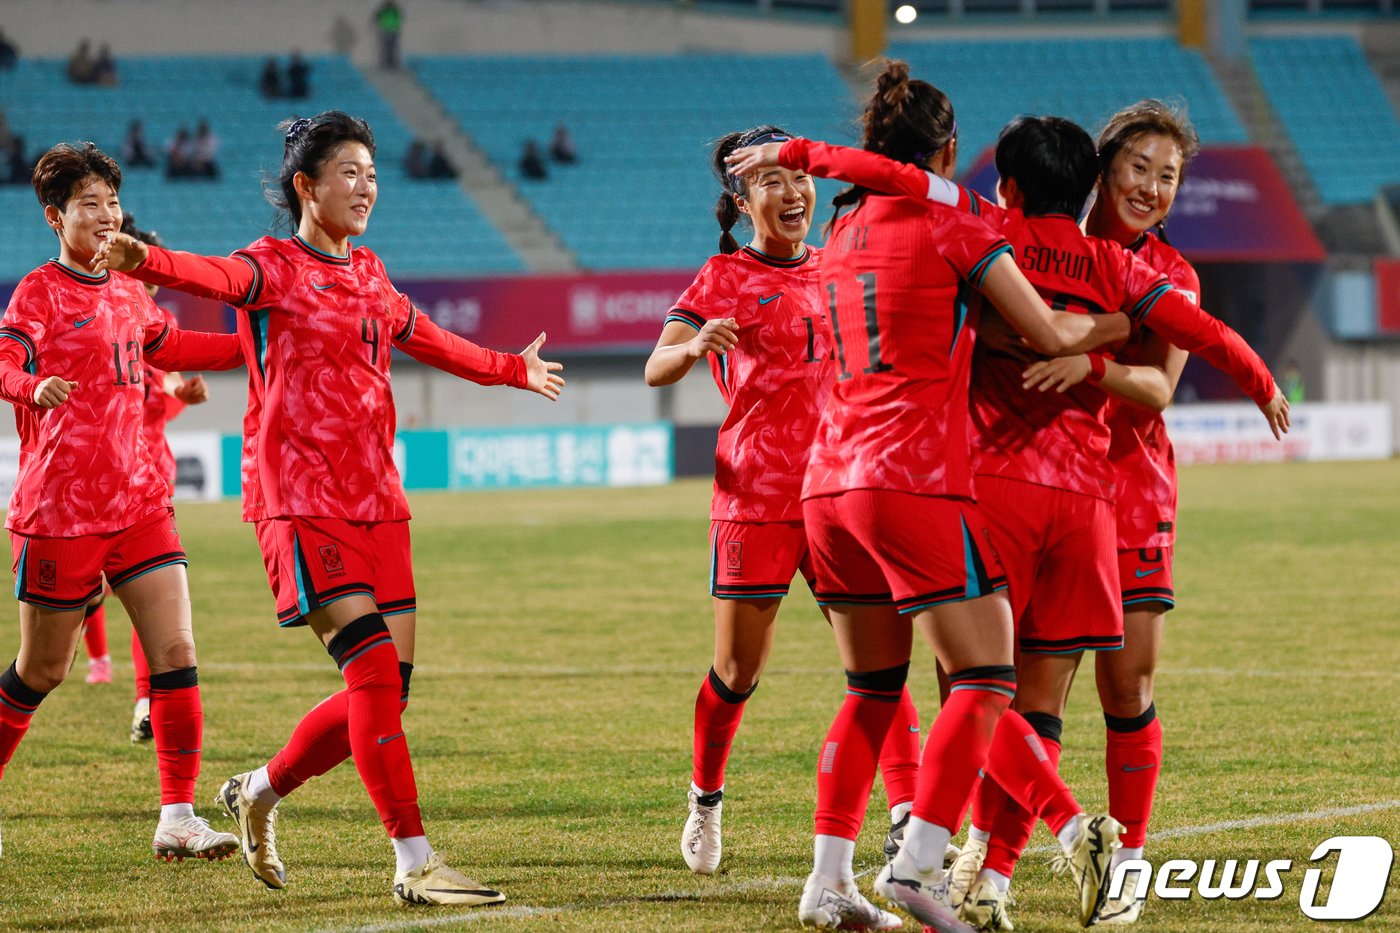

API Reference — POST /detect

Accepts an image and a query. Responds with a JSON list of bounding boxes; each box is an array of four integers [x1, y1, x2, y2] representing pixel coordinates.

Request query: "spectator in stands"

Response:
[[0, 110, 13, 154], [427, 141, 457, 179], [1281, 359, 1306, 403], [549, 123, 577, 164], [329, 14, 358, 55], [122, 119, 156, 168], [287, 50, 312, 99], [519, 140, 548, 180], [374, 0, 404, 70], [93, 43, 118, 86], [0, 29, 19, 70], [190, 120, 221, 179], [1, 136, 28, 186], [66, 39, 96, 85], [259, 57, 283, 99], [165, 126, 194, 179], [404, 139, 429, 179]]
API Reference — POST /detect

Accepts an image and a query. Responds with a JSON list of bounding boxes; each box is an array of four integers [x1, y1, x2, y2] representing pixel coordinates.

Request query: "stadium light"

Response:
[[894, 4, 917, 24]]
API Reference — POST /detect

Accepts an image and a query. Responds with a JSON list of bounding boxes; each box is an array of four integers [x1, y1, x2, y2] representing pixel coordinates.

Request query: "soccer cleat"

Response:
[[960, 878, 1014, 931], [216, 773, 286, 889], [947, 837, 987, 909], [681, 788, 723, 874], [85, 656, 112, 685], [1092, 891, 1144, 926], [883, 812, 909, 864], [393, 853, 505, 907], [1048, 814, 1124, 927], [152, 813, 239, 862], [130, 702, 153, 744], [875, 853, 975, 933], [798, 871, 903, 930]]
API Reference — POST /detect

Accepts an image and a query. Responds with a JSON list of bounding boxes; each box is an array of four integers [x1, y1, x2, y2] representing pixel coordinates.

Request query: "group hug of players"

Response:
[[651, 60, 1287, 931], [0, 59, 1284, 928]]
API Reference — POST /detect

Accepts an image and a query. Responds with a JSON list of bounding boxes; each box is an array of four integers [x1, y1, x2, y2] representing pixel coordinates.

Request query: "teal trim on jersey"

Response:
[[718, 353, 729, 388], [13, 540, 25, 599], [292, 535, 312, 618], [961, 517, 984, 600], [0, 332, 37, 374], [951, 286, 971, 357], [381, 606, 417, 617], [48, 259, 108, 283], [664, 313, 703, 332], [743, 244, 808, 265], [248, 309, 270, 381], [293, 235, 350, 261], [968, 244, 1012, 288], [1123, 595, 1175, 609], [1131, 282, 1174, 321], [965, 188, 982, 216], [112, 557, 189, 587], [708, 525, 719, 596]]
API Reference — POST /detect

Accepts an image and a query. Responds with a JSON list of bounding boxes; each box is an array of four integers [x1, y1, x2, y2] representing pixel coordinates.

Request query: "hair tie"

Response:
[[285, 118, 313, 142]]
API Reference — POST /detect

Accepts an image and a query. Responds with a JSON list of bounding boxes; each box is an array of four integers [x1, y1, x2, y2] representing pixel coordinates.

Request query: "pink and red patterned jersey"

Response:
[[802, 194, 1012, 501], [141, 307, 186, 491], [1107, 233, 1199, 549], [133, 236, 528, 523], [665, 246, 833, 522], [0, 262, 238, 536]]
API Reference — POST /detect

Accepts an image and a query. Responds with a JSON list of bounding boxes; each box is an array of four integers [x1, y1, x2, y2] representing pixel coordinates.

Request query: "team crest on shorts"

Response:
[[319, 545, 345, 577], [726, 541, 743, 574], [37, 559, 57, 590]]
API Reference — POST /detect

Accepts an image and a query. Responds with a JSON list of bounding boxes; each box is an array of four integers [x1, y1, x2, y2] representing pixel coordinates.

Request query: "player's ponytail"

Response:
[[266, 111, 376, 232], [711, 124, 790, 256], [827, 59, 956, 234]]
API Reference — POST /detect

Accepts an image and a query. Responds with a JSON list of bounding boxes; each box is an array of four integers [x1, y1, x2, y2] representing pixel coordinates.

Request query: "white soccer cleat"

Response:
[[1049, 814, 1124, 927], [947, 837, 987, 909], [152, 813, 239, 862], [960, 877, 1014, 931], [216, 772, 286, 889], [798, 871, 904, 930], [130, 700, 153, 744], [393, 852, 505, 907], [681, 789, 723, 874], [1092, 890, 1144, 926], [875, 853, 975, 933]]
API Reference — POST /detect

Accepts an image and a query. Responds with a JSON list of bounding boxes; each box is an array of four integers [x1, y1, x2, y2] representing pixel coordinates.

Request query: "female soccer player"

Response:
[[763, 62, 1130, 931], [100, 111, 564, 906], [1018, 100, 1204, 925], [0, 143, 243, 862], [646, 125, 922, 880]]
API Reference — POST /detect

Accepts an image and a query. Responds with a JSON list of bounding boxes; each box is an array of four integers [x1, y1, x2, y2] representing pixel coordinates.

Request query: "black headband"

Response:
[[726, 132, 792, 195]]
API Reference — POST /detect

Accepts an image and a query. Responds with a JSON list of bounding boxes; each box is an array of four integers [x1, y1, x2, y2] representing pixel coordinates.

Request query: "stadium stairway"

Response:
[[361, 66, 578, 274]]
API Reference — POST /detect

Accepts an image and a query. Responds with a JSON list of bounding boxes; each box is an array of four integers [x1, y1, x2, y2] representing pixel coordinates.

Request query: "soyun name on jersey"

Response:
[[1107, 835, 1393, 922]]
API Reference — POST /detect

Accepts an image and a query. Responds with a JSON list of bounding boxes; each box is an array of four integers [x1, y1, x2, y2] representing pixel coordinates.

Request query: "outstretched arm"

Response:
[[143, 321, 243, 372], [726, 137, 959, 206], [394, 310, 563, 399], [97, 235, 258, 305]]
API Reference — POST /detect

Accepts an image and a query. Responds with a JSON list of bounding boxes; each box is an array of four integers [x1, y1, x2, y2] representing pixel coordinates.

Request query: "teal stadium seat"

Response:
[[0, 56, 523, 282], [1250, 36, 1400, 204], [412, 53, 860, 271]]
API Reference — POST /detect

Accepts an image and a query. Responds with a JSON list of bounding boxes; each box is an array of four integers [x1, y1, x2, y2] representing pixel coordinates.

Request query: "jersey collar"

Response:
[[292, 235, 353, 266], [741, 245, 810, 268], [47, 259, 110, 286]]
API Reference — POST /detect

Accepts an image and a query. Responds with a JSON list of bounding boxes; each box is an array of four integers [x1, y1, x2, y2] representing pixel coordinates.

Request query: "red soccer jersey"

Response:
[[0, 262, 237, 535], [133, 236, 528, 523], [665, 246, 833, 522], [1107, 233, 1199, 549], [802, 194, 1012, 501], [142, 307, 186, 491]]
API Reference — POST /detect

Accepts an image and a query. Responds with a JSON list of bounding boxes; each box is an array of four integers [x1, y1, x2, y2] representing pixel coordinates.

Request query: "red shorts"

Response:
[[804, 490, 1006, 615], [1118, 546, 1175, 610], [978, 476, 1122, 654], [254, 517, 415, 627], [10, 508, 186, 611], [710, 520, 813, 599]]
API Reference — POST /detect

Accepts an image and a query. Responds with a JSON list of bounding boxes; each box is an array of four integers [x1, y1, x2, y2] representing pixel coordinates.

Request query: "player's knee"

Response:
[[708, 665, 758, 703], [150, 641, 197, 673], [712, 657, 761, 696], [1099, 669, 1153, 717], [19, 658, 69, 693], [846, 662, 909, 694]]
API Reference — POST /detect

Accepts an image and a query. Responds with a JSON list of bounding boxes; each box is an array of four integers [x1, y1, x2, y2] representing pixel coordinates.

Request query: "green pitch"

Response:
[[1, 460, 1397, 931]]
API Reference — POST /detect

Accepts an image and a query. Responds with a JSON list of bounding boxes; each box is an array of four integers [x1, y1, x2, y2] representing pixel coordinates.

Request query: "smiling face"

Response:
[[1099, 132, 1183, 240], [737, 165, 815, 257], [46, 176, 121, 268], [297, 141, 377, 243]]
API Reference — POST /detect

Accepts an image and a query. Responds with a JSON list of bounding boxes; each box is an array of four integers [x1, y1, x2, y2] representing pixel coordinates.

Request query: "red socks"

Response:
[[911, 666, 1015, 832], [148, 666, 202, 805], [0, 662, 46, 782], [814, 664, 907, 839], [267, 662, 413, 798], [980, 711, 1071, 877], [327, 615, 422, 839], [878, 687, 920, 810], [1105, 704, 1162, 849], [131, 628, 150, 701], [82, 602, 108, 660], [691, 667, 756, 793]]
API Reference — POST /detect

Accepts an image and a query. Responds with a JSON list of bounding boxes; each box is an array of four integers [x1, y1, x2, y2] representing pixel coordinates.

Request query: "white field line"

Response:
[[318, 803, 1400, 932]]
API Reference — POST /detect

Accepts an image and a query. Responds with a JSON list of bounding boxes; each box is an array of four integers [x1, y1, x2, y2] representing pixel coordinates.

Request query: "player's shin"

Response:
[[149, 666, 203, 805], [0, 661, 47, 782]]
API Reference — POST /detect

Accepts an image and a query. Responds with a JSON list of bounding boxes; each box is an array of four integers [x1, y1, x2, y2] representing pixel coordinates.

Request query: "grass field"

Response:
[[1, 460, 1398, 932]]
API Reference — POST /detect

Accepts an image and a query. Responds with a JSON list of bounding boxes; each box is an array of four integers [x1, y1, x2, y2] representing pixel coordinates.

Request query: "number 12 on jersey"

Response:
[[827, 272, 892, 381]]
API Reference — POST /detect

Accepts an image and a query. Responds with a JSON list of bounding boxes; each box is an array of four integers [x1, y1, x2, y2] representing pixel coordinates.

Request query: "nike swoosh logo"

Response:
[[74, 316, 96, 328], [377, 731, 405, 745], [758, 293, 782, 305], [178, 748, 201, 755], [908, 726, 920, 733], [313, 282, 337, 291], [1122, 763, 1155, 772], [1134, 567, 1163, 578]]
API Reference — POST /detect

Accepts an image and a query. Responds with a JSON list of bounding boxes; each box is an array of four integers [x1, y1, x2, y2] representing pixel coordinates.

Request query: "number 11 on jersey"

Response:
[[827, 272, 892, 381]]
